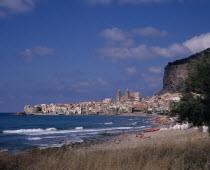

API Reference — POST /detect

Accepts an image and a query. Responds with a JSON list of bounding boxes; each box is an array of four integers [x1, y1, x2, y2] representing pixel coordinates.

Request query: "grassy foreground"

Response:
[[0, 139, 210, 170]]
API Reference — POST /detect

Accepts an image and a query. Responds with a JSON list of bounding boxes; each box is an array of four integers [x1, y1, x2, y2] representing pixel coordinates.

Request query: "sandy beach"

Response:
[[74, 126, 209, 153], [71, 115, 209, 152]]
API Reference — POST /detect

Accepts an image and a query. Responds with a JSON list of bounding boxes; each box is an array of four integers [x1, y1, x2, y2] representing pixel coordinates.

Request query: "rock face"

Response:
[[160, 48, 210, 94], [161, 63, 189, 93]]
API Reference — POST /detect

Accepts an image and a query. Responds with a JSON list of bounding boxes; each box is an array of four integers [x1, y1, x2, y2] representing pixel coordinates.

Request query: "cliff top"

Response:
[[168, 48, 210, 66]]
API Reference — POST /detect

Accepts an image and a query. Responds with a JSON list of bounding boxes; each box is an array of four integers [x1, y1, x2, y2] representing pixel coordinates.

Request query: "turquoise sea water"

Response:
[[0, 113, 154, 152]]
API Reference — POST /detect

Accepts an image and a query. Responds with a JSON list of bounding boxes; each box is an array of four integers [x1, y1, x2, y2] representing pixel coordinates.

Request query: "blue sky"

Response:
[[0, 0, 210, 112]]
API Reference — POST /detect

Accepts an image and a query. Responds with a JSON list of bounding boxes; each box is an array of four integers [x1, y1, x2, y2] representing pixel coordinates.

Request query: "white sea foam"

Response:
[[3, 126, 146, 136], [75, 127, 83, 130], [46, 128, 57, 131], [27, 137, 42, 141], [27, 136, 66, 140], [131, 122, 137, 126], [42, 136, 65, 139], [3, 128, 57, 134], [104, 122, 113, 125], [0, 149, 8, 152]]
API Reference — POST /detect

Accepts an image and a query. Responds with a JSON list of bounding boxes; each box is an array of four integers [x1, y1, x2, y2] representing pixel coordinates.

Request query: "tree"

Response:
[[170, 56, 210, 134]]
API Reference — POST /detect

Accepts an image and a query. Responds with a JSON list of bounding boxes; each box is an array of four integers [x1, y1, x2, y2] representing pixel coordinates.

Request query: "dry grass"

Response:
[[0, 139, 210, 170]]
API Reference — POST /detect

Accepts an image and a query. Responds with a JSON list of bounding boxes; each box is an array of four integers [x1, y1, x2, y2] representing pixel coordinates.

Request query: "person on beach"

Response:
[[140, 133, 151, 139], [139, 133, 144, 138], [122, 130, 125, 135]]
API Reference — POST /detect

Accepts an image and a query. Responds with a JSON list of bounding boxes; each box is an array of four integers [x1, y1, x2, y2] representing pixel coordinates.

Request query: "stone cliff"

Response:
[[159, 48, 210, 94]]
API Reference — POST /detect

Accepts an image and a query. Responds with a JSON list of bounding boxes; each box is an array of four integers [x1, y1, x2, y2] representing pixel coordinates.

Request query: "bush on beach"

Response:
[[170, 57, 210, 134]]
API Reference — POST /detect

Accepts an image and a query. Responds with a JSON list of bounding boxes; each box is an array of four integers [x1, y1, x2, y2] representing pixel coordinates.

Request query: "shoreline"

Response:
[[53, 124, 209, 154], [1, 116, 209, 170], [1, 114, 160, 154], [2, 114, 208, 156], [1, 114, 156, 153], [1, 126, 209, 170], [14, 112, 155, 117]]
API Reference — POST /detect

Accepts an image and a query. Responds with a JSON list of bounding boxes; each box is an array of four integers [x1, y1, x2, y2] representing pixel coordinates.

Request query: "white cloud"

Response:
[[99, 46, 145, 59], [148, 66, 162, 74], [132, 27, 168, 37], [72, 77, 108, 87], [96, 77, 108, 86], [100, 27, 134, 47], [157, 32, 210, 58], [99, 31, 210, 59], [125, 67, 137, 75], [101, 27, 127, 41], [0, 0, 38, 18], [19, 46, 54, 63], [99, 45, 154, 59], [151, 43, 190, 58], [100, 27, 167, 47], [33, 46, 54, 56], [19, 48, 33, 63], [101, 27, 167, 40], [183, 33, 210, 54]]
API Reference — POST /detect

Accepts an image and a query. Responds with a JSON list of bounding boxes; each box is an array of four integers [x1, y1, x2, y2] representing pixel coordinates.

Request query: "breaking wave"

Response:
[[27, 137, 42, 141], [3, 128, 57, 134], [3, 126, 148, 136], [131, 122, 137, 126], [104, 122, 113, 125]]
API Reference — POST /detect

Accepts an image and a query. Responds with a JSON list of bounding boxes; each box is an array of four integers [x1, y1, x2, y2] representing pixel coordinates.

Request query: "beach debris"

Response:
[[144, 128, 160, 133], [100, 132, 118, 136], [115, 140, 121, 144], [0, 149, 8, 152]]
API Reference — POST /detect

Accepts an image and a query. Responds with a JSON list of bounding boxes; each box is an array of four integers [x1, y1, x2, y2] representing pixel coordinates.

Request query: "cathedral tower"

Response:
[[116, 90, 122, 102], [125, 89, 130, 101]]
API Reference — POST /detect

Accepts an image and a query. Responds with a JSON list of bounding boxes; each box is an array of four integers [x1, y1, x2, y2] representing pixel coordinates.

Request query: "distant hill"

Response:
[[159, 48, 210, 94]]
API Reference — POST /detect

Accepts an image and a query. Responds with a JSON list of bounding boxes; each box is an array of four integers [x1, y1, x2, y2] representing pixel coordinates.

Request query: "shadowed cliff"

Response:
[[159, 48, 210, 94]]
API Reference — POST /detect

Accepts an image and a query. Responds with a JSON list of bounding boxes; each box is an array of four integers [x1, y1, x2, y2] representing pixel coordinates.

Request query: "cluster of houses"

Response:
[[24, 90, 181, 115], [142, 93, 181, 114]]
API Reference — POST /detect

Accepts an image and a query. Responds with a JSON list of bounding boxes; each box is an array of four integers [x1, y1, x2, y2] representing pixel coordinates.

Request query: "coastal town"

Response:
[[24, 89, 181, 115]]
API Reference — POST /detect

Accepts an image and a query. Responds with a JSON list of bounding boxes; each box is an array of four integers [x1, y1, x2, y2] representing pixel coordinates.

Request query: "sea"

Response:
[[0, 113, 154, 152]]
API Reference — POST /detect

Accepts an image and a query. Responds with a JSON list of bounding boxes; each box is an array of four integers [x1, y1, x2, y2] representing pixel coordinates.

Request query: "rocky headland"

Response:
[[160, 48, 210, 94]]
